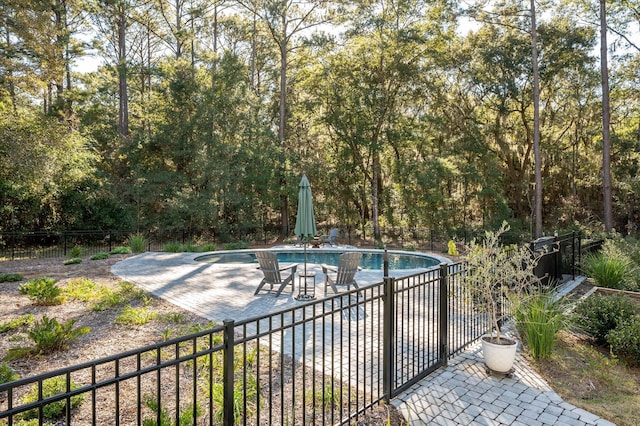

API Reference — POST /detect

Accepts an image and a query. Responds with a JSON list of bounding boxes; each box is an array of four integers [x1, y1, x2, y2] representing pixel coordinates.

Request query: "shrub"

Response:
[[572, 294, 638, 345], [514, 290, 565, 359], [0, 314, 35, 333], [115, 306, 157, 326], [90, 252, 110, 260], [447, 240, 459, 256], [222, 241, 249, 250], [163, 242, 182, 252], [0, 362, 18, 384], [580, 251, 630, 290], [198, 243, 217, 252], [110, 246, 132, 255], [127, 233, 148, 253], [19, 277, 65, 306], [63, 257, 82, 265], [607, 316, 640, 366], [69, 245, 83, 258], [92, 281, 146, 311], [142, 395, 200, 426], [29, 316, 90, 355], [63, 278, 105, 302], [0, 273, 23, 282], [19, 377, 84, 421]]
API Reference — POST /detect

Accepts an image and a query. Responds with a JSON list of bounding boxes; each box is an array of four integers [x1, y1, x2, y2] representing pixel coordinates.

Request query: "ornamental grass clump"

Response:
[[580, 239, 634, 290], [127, 233, 148, 253], [514, 289, 565, 359]]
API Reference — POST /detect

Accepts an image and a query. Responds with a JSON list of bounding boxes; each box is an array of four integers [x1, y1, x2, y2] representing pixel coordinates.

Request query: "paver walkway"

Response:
[[112, 251, 614, 426], [393, 343, 615, 425]]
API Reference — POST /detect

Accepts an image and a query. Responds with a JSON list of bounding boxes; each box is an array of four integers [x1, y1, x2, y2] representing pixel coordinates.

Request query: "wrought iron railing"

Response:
[[0, 237, 603, 424], [2, 263, 495, 425]]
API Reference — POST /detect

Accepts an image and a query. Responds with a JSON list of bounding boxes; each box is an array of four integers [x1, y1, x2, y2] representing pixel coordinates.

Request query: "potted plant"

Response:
[[463, 222, 541, 373]]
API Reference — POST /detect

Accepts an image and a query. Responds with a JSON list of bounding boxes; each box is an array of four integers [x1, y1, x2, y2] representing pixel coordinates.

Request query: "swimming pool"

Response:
[[195, 249, 441, 270]]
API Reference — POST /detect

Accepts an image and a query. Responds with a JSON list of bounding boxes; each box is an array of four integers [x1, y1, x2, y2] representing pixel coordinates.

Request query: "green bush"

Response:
[[90, 252, 110, 260], [19, 277, 65, 306], [514, 290, 565, 359], [115, 306, 157, 326], [607, 316, 640, 366], [110, 246, 132, 255], [19, 377, 84, 421], [163, 242, 182, 252], [0, 314, 35, 333], [16, 316, 90, 356], [91, 281, 146, 311], [142, 395, 201, 426], [0, 362, 18, 384], [127, 233, 148, 253], [580, 252, 630, 290], [198, 243, 217, 252], [69, 245, 83, 258], [0, 273, 23, 282], [572, 294, 638, 345], [222, 241, 248, 250], [63, 257, 82, 265]]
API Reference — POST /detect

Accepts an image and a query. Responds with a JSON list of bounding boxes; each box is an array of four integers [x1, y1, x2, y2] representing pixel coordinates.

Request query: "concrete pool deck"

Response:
[[111, 251, 613, 426]]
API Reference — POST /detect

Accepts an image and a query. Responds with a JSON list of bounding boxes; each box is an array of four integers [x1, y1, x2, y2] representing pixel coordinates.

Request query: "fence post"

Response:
[[439, 263, 449, 366], [571, 231, 576, 279], [577, 232, 582, 272], [382, 250, 394, 401], [223, 319, 235, 424], [63, 231, 68, 256]]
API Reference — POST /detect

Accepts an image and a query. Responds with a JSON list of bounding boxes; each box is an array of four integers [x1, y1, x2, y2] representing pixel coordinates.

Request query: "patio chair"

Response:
[[322, 251, 362, 295], [254, 251, 298, 296], [321, 228, 339, 247]]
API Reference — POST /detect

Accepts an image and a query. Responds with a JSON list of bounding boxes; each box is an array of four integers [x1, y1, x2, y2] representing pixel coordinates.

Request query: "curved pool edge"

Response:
[[193, 246, 452, 270]]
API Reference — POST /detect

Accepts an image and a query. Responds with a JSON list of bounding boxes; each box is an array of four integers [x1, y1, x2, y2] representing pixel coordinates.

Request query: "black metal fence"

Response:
[[1, 262, 496, 425], [0, 227, 480, 261], [0, 232, 604, 425]]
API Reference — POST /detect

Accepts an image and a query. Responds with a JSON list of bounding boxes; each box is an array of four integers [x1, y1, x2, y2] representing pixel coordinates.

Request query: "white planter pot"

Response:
[[481, 335, 517, 373]]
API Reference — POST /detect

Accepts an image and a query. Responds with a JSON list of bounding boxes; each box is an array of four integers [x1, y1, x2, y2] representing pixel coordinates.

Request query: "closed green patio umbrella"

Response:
[[294, 174, 317, 299]]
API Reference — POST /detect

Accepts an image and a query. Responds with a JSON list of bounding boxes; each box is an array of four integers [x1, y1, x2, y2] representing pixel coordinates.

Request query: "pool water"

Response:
[[196, 250, 440, 270]]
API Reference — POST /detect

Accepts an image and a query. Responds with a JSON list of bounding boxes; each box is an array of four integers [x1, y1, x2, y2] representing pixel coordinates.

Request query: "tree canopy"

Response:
[[1, 0, 639, 239]]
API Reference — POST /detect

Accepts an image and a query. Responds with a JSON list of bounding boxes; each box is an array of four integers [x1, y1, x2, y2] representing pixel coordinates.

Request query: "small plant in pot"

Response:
[[463, 222, 541, 373]]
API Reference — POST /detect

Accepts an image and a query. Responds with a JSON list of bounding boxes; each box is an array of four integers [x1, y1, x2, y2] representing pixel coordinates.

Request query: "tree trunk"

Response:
[[531, 0, 542, 238], [278, 24, 289, 237], [600, 0, 613, 232], [372, 152, 381, 242], [118, 10, 129, 137]]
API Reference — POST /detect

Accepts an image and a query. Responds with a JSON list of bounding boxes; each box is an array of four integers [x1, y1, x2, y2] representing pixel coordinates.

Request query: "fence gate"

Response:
[[385, 265, 448, 397]]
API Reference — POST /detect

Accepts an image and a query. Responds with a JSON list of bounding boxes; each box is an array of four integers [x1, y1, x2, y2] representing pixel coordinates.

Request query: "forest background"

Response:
[[1, 0, 639, 243]]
